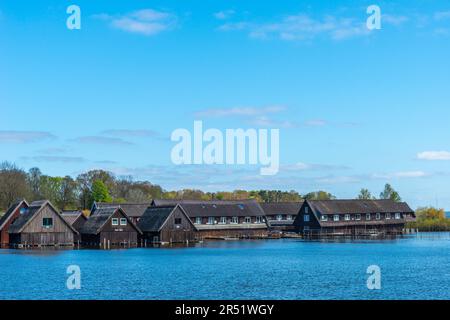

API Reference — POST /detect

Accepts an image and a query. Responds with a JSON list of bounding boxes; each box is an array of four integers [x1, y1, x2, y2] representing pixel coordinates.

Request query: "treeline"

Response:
[[0, 161, 403, 212], [407, 207, 450, 231]]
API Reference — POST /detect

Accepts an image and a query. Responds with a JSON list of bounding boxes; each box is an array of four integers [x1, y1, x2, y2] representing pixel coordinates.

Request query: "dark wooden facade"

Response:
[[152, 200, 269, 239], [138, 205, 197, 244], [8, 200, 78, 246], [61, 211, 87, 243], [81, 207, 142, 247], [260, 202, 303, 232], [0, 200, 29, 247], [91, 202, 149, 224], [294, 199, 416, 237]]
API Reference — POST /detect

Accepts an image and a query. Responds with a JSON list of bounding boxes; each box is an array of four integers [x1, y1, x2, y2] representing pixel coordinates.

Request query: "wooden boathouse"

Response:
[[80, 206, 142, 248], [294, 199, 416, 237], [91, 202, 150, 224], [152, 199, 269, 239], [260, 202, 303, 232], [8, 200, 78, 247], [0, 199, 29, 247], [138, 205, 197, 245], [61, 210, 87, 243]]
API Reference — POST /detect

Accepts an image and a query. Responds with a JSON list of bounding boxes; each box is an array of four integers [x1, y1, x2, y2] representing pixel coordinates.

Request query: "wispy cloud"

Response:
[[214, 10, 235, 20], [219, 14, 372, 41], [434, 11, 450, 21], [35, 147, 68, 155], [303, 119, 327, 127], [94, 9, 177, 36], [417, 151, 450, 161], [372, 171, 429, 179], [0, 131, 56, 143], [382, 14, 409, 26], [194, 106, 300, 128], [195, 106, 285, 118], [21, 156, 86, 163], [282, 162, 351, 172], [101, 129, 160, 137], [72, 136, 133, 145]]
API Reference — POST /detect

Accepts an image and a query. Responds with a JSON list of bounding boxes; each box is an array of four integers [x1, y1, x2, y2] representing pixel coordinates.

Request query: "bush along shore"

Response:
[[406, 207, 450, 232]]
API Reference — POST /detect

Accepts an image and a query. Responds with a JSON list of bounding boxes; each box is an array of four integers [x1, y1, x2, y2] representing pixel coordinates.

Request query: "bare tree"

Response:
[[0, 161, 28, 209]]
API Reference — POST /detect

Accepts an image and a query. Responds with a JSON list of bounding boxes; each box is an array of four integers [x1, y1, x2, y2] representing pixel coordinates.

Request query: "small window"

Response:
[[286, 215, 292, 221], [208, 217, 215, 225], [219, 217, 227, 224], [42, 218, 53, 228], [356, 214, 361, 221], [231, 216, 239, 224], [112, 218, 119, 226], [120, 218, 127, 226], [376, 213, 381, 220], [333, 215, 340, 222], [20, 208, 27, 215], [345, 214, 351, 221], [305, 207, 309, 214], [395, 213, 401, 220], [366, 213, 371, 220], [174, 218, 182, 225], [276, 214, 283, 221], [195, 217, 202, 224], [386, 213, 391, 220], [304, 215, 310, 222], [256, 216, 262, 223], [244, 217, 251, 224], [321, 215, 328, 221]]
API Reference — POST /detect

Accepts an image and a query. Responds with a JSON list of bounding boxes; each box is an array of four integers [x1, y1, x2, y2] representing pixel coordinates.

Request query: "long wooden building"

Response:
[[294, 199, 416, 237], [260, 202, 303, 232], [152, 199, 269, 239], [8, 200, 78, 247], [80, 206, 142, 247], [138, 205, 197, 244], [0, 200, 29, 247]]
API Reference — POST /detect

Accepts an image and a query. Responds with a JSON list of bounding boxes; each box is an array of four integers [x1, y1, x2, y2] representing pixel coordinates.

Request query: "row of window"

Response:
[[112, 218, 128, 226], [194, 216, 265, 225], [272, 215, 293, 221], [303, 212, 403, 222]]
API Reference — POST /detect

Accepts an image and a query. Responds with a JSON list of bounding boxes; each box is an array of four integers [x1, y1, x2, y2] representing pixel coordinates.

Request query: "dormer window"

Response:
[[276, 214, 283, 221], [195, 217, 202, 224], [333, 215, 339, 222], [386, 213, 391, 220], [321, 215, 328, 221], [286, 215, 292, 221], [345, 214, 351, 221], [42, 218, 53, 228], [395, 213, 401, 220]]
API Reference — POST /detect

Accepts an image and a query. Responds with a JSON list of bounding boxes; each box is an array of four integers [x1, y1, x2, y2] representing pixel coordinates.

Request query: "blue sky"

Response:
[[1, 0, 450, 209]]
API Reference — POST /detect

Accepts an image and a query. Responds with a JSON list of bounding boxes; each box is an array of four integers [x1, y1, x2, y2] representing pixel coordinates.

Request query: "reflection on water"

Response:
[[0, 232, 449, 300]]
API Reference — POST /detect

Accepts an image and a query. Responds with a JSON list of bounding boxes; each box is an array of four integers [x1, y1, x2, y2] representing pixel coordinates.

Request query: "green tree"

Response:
[[358, 188, 374, 200], [304, 191, 336, 200], [380, 184, 402, 202], [90, 180, 112, 205]]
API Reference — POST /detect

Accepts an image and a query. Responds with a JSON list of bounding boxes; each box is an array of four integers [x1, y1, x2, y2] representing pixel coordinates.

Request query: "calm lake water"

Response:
[[0, 232, 449, 300]]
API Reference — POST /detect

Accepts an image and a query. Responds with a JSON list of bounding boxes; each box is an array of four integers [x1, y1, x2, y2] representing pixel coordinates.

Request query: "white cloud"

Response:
[[434, 11, 450, 21], [394, 171, 428, 178], [382, 14, 409, 26], [72, 136, 133, 145], [214, 10, 235, 20], [95, 9, 177, 36], [304, 119, 327, 127], [21, 156, 86, 163], [219, 14, 372, 41], [0, 131, 55, 143], [417, 151, 450, 161], [195, 106, 285, 118], [101, 129, 159, 137]]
